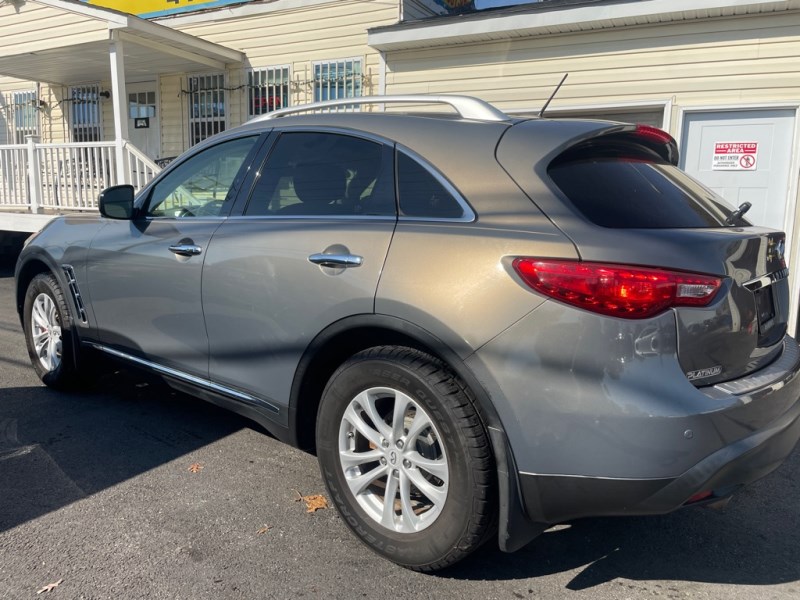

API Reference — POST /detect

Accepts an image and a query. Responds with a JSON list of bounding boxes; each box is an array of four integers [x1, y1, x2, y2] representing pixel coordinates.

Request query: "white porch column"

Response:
[[109, 29, 129, 185]]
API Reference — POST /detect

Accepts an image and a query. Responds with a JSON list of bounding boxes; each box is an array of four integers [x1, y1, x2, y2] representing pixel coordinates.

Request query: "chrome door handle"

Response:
[[169, 243, 203, 257], [308, 253, 363, 268]]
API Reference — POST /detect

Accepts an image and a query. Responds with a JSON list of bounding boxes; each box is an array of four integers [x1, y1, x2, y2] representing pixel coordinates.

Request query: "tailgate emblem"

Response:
[[686, 366, 722, 381]]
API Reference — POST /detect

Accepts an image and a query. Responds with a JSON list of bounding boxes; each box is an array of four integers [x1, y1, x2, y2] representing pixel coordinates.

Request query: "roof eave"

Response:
[[368, 0, 798, 51]]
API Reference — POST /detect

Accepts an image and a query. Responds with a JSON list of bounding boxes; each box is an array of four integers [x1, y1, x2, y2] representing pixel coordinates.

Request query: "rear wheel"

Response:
[[316, 346, 496, 571], [23, 273, 83, 389]]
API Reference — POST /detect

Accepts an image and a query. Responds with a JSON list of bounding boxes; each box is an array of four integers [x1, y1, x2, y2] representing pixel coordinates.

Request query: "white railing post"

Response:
[[25, 135, 42, 214]]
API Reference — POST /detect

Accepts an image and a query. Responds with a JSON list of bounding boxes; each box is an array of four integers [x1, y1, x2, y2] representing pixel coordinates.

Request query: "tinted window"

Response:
[[146, 136, 258, 218], [548, 158, 742, 228], [244, 132, 394, 216], [397, 152, 464, 219]]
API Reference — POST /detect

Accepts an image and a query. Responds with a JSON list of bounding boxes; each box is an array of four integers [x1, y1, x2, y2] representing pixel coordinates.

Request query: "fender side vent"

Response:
[[62, 265, 88, 324]]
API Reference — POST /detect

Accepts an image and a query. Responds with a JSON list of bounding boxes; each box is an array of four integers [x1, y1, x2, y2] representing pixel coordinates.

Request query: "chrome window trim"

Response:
[[226, 214, 395, 222], [395, 144, 476, 224], [141, 216, 229, 222], [88, 343, 280, 414], [264, 125, 397, 154]]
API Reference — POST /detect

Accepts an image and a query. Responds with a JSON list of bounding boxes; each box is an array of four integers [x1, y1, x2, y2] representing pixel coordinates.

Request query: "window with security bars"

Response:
[[248, 67, 290, 117], [11, 91, 39, 144], [189, 74, 226, 147], [313, 59, 363, 105], [70, 84, 102, 142]]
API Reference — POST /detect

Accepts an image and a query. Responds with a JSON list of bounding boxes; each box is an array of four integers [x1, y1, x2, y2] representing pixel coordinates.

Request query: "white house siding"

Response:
[[0, 0, 108, 146], [381, 13, 800, 128], [160, 74, 186, 159], [158, 0, 398, 155], [0, 3, 108, 56]]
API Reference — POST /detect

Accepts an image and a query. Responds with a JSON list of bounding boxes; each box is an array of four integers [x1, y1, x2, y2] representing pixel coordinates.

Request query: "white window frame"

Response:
[[188, 73, 228, 147], [10, 90, 39, 144], [248, 65, 291, 118], [69, 83, 103, 143], [312, 57, 364, 105]]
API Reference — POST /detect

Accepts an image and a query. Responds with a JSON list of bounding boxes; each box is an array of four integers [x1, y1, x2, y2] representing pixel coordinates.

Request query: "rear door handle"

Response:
[[169, 243, 203, 257], [308, 253, 363, 268]]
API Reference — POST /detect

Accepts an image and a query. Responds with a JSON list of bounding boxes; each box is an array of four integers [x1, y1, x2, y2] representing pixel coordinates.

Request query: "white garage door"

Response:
[[680, 109, 796, 232]]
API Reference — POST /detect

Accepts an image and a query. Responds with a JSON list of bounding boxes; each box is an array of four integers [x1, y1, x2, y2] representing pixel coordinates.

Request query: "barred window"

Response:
[[188, 74, 226, 147], [11, 91, 39, 144], [248, 67, 290, 117], [70, 84, 102, 142], [313, 58, 362, 104], [0, 91, 37, 144]]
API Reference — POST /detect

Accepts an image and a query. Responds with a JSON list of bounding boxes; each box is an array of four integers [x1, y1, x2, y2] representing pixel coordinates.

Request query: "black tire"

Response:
[[316, 346, 496, 571], [23, 272, 83, 389]]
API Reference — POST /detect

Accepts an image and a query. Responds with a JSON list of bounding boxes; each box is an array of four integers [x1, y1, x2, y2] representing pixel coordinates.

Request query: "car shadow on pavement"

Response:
[[446, 446, 800, 588], [0, 369, 251, 534]]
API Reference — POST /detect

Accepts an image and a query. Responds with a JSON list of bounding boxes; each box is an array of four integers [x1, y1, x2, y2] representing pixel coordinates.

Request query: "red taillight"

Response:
[[512, 259, 722, 319], [635, 124, 675, 145]]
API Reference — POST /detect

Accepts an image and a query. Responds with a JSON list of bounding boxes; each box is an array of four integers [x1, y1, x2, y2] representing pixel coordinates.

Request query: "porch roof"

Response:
[[0, 0, 244, 85]]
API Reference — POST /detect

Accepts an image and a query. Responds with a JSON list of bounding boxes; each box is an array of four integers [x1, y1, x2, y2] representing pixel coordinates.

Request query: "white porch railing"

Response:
[[0, 139, 161, 212]]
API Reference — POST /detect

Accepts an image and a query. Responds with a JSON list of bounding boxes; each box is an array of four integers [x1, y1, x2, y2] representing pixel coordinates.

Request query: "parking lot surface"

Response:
[[1, 263, 799, 599]]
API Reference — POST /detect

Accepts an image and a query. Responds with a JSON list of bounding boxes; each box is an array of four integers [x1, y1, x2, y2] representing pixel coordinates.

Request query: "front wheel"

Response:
[[23, 272, 82, 389], [316, 346, 496, 571]]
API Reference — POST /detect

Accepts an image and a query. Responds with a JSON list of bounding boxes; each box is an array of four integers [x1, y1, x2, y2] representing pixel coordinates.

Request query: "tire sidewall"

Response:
[[23, 274, 74, 387], [317, 353, 478, 568]]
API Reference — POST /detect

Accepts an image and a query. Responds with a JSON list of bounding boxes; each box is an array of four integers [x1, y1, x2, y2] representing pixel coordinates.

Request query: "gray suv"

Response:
[[15, 95, 800, 571]]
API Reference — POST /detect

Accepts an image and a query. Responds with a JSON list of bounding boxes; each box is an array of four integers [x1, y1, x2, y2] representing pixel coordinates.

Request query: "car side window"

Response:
[[244, 132, 394, 217], [397, 151, 465, 219], [146, 136, 258, 218]]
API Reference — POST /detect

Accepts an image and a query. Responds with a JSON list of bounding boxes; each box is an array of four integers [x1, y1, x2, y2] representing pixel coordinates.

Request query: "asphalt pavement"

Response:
[[1, 261, 799, 600]]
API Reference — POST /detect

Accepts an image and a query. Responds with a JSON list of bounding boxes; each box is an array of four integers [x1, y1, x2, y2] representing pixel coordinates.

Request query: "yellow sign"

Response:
[[83, 0, 253, 18]]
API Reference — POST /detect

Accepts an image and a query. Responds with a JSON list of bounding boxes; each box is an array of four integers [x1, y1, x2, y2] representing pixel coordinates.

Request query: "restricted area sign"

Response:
[[712, 142, 758, 171]]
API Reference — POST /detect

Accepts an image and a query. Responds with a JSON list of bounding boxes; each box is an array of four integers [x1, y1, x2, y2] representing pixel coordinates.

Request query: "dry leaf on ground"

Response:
[[293, 490, 329, 513], [36, 579, 63, 594], [256, 525, 273, 535], [188, 462, 204, 473]]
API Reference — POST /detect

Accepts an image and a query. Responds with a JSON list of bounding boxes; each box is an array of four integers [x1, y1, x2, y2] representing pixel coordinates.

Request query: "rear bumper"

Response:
[[467, 299, 800, 546], [518, 388, 800, 523]]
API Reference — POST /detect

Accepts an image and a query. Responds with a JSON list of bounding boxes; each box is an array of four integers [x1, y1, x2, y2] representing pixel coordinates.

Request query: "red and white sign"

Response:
[[712, 142, 758, 171]]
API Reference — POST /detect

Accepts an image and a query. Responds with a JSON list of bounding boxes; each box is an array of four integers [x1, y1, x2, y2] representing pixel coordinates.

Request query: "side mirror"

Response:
[[99, 185, 136, 220]]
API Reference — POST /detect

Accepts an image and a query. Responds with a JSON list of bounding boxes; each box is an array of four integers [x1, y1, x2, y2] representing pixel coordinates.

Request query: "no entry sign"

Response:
[[712, 142, 758, 171]]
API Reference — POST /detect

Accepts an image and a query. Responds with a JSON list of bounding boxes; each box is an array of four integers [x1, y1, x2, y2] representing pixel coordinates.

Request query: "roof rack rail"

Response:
[[254, 95, 510, 123]]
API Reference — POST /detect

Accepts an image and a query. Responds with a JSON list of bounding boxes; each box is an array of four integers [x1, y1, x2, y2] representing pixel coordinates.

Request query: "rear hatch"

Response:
[[497, 119, 790, 386]]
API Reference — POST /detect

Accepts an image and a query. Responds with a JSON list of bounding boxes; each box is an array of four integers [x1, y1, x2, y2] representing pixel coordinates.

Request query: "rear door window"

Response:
[[548, 157, 743, 228]]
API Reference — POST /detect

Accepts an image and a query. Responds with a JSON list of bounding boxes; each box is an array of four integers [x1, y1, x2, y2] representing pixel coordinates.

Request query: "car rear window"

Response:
[[548, 157, 743, 229]]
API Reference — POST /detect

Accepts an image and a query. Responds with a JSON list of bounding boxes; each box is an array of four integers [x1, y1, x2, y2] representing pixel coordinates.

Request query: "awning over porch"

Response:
[[0, 0, 244, 189], [0, 0, 244, 85]]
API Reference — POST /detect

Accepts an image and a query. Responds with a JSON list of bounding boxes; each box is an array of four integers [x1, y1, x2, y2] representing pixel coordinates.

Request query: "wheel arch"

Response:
[[15, 254, 60, 325], [288, 313, 546, 552], [288, 313, 505, 451]]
